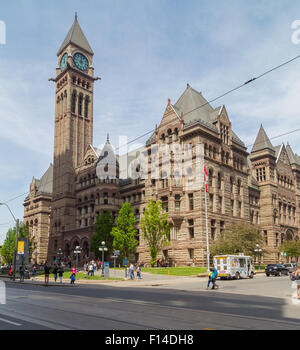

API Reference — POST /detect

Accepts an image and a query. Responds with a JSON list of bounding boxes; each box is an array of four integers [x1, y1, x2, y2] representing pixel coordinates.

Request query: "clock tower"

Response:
[[48, 14, 99, 260]]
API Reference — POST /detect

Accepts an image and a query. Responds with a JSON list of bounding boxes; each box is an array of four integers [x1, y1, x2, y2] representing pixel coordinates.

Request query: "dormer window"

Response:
[[220, 123, 229, 144]]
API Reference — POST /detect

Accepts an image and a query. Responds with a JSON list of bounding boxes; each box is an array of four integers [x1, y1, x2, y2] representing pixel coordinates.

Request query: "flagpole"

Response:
[[204, 165, 210, 272]]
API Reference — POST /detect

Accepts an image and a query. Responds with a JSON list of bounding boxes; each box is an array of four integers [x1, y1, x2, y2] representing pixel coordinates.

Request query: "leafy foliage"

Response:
[[140, 199, 170, 267], [111, 202, 139, 261], [91, 210, 114, 259], [210, 222, 264, 257], [0, 222, 32, 265], [278, 240, 300, 259]]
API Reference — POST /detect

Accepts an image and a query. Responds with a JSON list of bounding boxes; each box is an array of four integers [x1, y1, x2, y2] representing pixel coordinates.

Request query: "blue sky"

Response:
[[1, 0, 300, 243]]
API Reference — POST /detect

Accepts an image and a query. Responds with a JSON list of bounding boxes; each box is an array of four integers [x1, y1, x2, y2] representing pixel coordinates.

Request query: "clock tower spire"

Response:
[[48, 15, 99, 261]]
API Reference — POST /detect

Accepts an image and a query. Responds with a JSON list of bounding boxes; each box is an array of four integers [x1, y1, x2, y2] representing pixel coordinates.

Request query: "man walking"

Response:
[[19, 264, 25, 282], [129, 263, 135, 280]]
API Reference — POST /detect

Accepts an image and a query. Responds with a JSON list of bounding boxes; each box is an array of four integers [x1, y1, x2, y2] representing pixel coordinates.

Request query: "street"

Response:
[[0, 273, 299, 330]]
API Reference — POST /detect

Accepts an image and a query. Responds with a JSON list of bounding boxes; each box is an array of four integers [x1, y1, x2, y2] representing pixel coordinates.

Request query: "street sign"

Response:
[[114, 250, 120, 256], [104, 262, 110, 268], [123, 258, 129, 266]]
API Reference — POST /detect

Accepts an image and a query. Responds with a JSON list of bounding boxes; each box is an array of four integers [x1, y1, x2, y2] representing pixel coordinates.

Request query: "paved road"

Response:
[[0, 274, 299, 330]]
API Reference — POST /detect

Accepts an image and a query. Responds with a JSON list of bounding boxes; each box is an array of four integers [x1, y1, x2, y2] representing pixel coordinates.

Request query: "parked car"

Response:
[[284, 263, 297, 273], [0, 266, 9, 275], [265, 264, 289, 277]]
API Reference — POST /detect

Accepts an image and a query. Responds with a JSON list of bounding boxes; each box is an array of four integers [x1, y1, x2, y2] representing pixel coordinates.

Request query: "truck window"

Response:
[[239, 258, 246, 267]]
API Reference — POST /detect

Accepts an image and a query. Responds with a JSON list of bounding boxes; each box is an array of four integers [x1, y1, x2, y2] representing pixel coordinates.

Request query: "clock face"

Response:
[[73, 52, 89, 71], [60, 53, 68, 71]]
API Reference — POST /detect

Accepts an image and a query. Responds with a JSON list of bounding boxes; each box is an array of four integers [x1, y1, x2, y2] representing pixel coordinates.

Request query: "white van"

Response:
[[213, 254, 255, 280]]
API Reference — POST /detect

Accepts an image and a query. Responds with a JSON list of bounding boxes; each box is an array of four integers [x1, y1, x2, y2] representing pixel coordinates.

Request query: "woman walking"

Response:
[[44, 262, 51, 286], [295, 264, 300, 299]]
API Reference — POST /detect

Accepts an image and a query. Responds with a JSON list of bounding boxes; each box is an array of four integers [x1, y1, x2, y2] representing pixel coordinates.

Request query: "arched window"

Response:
[[71, 90, 77, 114], [208, 169, 213, 187], [84, 96, 89, 118], [78, 93, 83, 116], [167, 129, 172, 143], [174, 128, 179, 141], [237, 179, 241, 195]]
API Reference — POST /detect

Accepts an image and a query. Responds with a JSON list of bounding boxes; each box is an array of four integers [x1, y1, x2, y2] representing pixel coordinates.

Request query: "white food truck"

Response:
[[213, 254, 255, 280]]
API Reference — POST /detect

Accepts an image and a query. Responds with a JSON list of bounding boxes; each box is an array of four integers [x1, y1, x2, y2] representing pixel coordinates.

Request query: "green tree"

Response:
[[0, 228, 15, 264], [140, 199, 170, 267], [210, 222, 265, 257], [0, 221, 33, 265], [279, 240, 300, 260], [111, 202, 138, 261], [91, 210, 114, 259]]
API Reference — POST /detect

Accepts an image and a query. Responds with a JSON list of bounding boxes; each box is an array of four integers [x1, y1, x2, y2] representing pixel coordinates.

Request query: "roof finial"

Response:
[[75, 12, 78, 21], [107, 133, 110, 142]]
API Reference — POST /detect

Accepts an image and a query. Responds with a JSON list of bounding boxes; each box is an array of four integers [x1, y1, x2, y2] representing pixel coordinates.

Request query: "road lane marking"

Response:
[[0, 317, 22, 326]]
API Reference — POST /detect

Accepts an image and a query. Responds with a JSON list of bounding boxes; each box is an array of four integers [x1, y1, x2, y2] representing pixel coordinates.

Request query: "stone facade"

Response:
[[24, 16, 300, 266]]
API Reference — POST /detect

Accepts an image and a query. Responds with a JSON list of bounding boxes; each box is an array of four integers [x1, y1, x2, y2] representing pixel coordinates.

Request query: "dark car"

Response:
[[265, 264, 289, 277], [284, 263, 297, 273]]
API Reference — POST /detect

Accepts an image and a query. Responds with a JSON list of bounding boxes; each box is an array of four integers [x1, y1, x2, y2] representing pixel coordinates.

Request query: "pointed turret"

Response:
[[57, 13, 94, 56], [251, 125, 275, 154]]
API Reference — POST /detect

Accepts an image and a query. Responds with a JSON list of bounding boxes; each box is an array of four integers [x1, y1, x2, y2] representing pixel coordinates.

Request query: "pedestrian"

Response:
[[53, 265, 58, 282], [58, 266, 64, 283], [206, 268, 218, 290], [70, 273, 76, 284], [9, 265, 13, 280], [129, 263, 135, 280], [32, 265, 37, 280], [136, 265, 142, 279], [294, 264, 300, 299], [19, 264, 25, 282], [212, 264, 219, 289], [72, 266, 77, 276], [44, 262, 51, 286], [88, 263, 93, 276]]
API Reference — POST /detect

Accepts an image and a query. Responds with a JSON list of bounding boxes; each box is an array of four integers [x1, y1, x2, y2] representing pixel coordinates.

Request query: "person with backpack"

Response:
[[206, 268, 218, 290], [136, 265, 142, 280], [212, 264, 219, 289]]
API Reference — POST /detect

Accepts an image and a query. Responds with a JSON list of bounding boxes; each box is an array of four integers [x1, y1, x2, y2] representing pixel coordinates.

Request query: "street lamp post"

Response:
[[0, 203, 19, 281], [57, 248, 63, 264], [98, 241, 108, 277], [74, 246, 82, 269], [254, 244, 262, 270], [33, 251, 39, 264]]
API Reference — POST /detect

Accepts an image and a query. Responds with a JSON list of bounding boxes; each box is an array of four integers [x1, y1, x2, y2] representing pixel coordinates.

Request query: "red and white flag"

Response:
[[204, 164, 208, 192]]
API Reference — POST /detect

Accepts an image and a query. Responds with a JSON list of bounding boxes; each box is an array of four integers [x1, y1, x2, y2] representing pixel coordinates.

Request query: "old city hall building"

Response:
[[23, 16, 300, 266]]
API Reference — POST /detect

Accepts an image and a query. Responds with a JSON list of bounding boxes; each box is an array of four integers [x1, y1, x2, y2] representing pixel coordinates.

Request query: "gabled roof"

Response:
[[36, 164, 53, 196], [173, 84, 216, 130], [57, 14, 94, 56], [251, 125, 275, 153], [286, 143, 300, 166]]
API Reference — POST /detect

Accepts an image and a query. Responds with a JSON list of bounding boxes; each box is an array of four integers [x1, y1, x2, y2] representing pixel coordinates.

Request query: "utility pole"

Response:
[[13, 219, 19, 281]]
